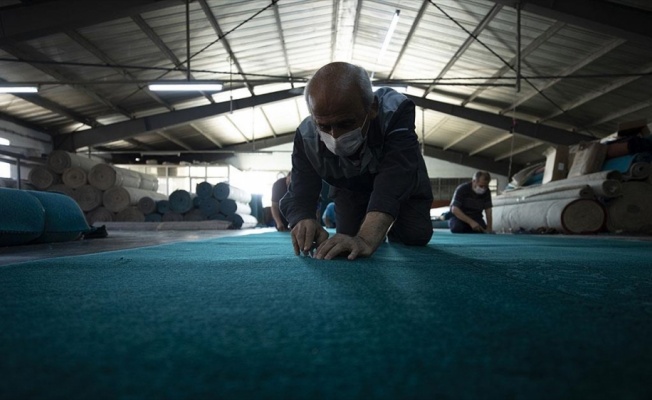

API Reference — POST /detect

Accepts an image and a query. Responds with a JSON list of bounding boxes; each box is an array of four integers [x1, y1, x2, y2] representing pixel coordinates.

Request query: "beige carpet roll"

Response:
[[137, 193, 167, 215], [75, 184, 103, 211], [62, 167, 87, 189], [115, 207, 146, 222], [493, 198, 605, 234], [605, 182, 652, 234], [28, 166, 60, 190], [47, 150, 101, 174], [85, 206, 114, 225], [89, 164, 142, 191], [103, 186, 161, 213]]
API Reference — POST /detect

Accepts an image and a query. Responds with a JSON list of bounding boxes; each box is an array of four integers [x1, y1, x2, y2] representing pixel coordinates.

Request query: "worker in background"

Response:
[[449, 170, 493, 233], [280, 62, 433, 260], [271, 171, 291, 231], [322, 202, 336, 228]]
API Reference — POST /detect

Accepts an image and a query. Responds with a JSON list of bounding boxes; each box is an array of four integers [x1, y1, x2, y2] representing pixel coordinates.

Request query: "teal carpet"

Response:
[[1, 231, 651, 399]]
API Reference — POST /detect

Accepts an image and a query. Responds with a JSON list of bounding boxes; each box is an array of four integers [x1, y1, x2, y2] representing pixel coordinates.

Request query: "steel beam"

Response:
[[55, 89, 302, 151], [488, 0, 652, 47], [0, 0, 182, 44], [406, 94, 589, 145]]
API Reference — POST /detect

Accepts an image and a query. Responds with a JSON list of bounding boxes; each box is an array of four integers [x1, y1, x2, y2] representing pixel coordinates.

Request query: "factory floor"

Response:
[[0, 226, 276, 267]]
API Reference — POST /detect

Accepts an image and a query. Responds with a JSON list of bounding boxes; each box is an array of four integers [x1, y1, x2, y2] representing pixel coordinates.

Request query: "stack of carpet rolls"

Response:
[[139, 182, 259, 229], [494, 151, 652, 234], [0, 187, 90, 246], [28, 150, 162, 225]]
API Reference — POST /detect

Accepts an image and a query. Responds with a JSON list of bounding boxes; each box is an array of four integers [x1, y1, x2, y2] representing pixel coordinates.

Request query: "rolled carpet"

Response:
[[212, 182, 252, 203], [28, 166, 60, 190], [0, 187, 45, 246], [168, 189, 196, 214], [62, 167, 88, 189], [47, 150, 101, 174], [88, 164, 142, 191]]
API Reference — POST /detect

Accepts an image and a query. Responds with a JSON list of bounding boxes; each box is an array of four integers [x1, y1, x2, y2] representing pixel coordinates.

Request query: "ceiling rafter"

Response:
[[53, 89, 301, 151], [423, 117, 449, 140], [500, 37, 626, 114], [1, 43, 133, 118], [443, 125, 482, 150], [64, 29, 174, 112], [406, 93, 589, 145], [189, 122, 223, 149], [585, 97, 652, 128], [494, 140, 545, 161], [387, 0, 429, 80], [469, 132, 511, 156], [156, 130, 192, 150], [539, 61, 652, 122], [131, 14, 215, 105], [198, 0, 254, 96], [0, 0, 182, 44], [225, 115, 252, 143], [461, 21, 565, 107], [271, 2, 294, 86], [423, 3, 503, 96]]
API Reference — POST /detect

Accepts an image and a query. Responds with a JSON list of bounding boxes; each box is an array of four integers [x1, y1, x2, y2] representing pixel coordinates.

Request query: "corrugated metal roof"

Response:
[[0, 0, 651, 176]]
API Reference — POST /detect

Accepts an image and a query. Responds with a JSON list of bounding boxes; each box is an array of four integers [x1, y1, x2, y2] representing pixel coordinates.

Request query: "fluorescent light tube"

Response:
[[148, 82, 223, 91], [0, 86, 38, 93]]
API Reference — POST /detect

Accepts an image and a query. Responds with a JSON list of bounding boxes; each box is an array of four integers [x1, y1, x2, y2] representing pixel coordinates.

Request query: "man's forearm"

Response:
[[356, 211, 394, 252], [451, 207, 475, 226]]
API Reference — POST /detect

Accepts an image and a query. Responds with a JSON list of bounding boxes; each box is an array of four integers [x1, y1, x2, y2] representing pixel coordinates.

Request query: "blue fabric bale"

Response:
[[0, 187, 46, 246], [195, 182, 213, 198], [168, 190, 195, 213], [27, 190, 90, 244]]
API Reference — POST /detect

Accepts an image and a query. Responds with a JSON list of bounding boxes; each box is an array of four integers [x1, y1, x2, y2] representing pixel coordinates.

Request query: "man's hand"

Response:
[[276, 222, 289, 232], [470, 220, 486, 233], [314, 234, 374, 260], [290, 219, 329, 256]]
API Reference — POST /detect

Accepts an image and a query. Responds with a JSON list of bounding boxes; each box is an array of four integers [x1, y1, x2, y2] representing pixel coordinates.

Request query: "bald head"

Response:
[[305, 62, 375, 114]]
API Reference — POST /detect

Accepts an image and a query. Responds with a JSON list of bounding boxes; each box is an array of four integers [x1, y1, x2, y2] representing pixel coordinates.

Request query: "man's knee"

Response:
[[388, 226, 432, 246]]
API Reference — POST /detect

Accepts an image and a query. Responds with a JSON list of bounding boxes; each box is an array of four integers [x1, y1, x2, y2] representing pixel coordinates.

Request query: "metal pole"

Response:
[[516, 2, 522, 93]]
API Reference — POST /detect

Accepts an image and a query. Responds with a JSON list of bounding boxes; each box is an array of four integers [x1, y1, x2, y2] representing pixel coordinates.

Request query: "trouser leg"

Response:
[[333, 188, 369, 236], [387, 197, 433, 245]]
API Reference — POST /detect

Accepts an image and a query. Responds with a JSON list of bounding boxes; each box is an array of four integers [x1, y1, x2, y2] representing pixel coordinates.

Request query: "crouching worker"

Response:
[[280, 62, 433, 260], [449, 171, 493, 233]]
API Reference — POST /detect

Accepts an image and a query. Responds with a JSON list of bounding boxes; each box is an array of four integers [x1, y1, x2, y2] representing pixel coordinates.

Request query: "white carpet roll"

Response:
[[103, 186, 162, 213], [28, 166, 60, 190], [89, 164, 142, 191], [62, 167, 87, 189], [47, 150, 101, 174], [75, 184, 103, 212]]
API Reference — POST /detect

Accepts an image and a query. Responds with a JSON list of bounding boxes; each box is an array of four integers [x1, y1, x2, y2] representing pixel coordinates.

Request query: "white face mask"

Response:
[[473, 186, 487, 195], [318, 115, 368, 157]]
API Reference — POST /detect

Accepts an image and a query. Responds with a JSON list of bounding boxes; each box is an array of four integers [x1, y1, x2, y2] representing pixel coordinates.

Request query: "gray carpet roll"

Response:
[[137, 193, 168, 215], [103, 186, 161, 213]]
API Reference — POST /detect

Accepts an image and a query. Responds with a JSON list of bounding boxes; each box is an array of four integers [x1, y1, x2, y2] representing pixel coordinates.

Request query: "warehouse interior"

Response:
[[1, 0, 651, 398]]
